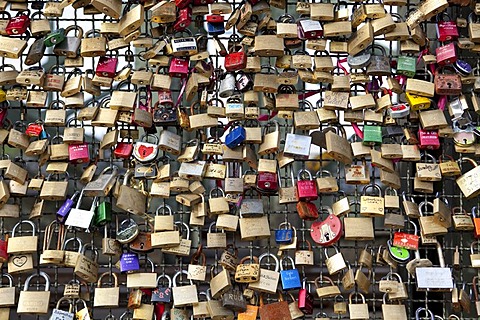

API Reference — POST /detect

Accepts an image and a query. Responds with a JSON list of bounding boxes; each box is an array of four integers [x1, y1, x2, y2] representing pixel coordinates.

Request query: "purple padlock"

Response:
[[56, 191, 80, 223], [120, 252, 140, 273]]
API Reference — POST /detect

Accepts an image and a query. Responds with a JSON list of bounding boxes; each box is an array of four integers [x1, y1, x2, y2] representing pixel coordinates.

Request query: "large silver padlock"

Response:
[[219, 72, 236, 98]]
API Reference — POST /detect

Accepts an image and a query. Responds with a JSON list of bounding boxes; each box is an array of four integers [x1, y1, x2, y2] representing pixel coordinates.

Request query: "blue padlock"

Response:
[[225, 122, 246, 149], [206, 14, 225, 36], [275, 221, 294, 244], [119, 252, 140, 273], [280, 256, 302, 290]]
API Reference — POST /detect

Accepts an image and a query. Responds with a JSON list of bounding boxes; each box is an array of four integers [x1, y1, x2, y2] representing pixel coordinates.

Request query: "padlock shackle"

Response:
[[0, 273, 13, 287], [415, 307, 434, 320], [63, 237, 83, 252], [24, 271, 50, 291], [12, 219, 36, 237], [258, 253, 279, 271], [97, 272, 118, 288], [172, 269, 193, 287], [156, 273, 172, 288]]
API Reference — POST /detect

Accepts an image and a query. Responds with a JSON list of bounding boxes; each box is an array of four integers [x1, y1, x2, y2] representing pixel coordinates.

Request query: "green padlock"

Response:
[[363, 125, 383, 146], [94, 200, 112, 226], [387, 240, 410, 263], [44, 28, 66, 47], [397, 55, 416, 78]]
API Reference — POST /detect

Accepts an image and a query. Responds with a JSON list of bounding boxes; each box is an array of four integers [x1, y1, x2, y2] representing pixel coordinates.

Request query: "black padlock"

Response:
[[25, 37, 46, 66]]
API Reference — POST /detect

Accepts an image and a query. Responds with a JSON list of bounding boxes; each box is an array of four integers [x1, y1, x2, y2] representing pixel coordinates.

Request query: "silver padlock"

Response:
[[159, 129, 182, 156], [284, 127, 312, 159], [219, 72, 236, 98], [178, 161, 207, 181], [83, 166, 118, 197]]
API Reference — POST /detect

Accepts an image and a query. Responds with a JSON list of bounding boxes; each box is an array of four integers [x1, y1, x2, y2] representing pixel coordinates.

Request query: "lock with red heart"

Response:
[[133, 134, 159, 163]]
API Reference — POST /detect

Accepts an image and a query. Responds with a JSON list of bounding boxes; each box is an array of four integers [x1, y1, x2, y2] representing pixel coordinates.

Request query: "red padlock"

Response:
[[0, 236, 8, 263], [310, 206, 343, 246], [256, 171, 278, 194], [296, 169, 318, 202], [26, 121, 44, 137], [206, 14, 224, 23], [436, 14, 459, 42], [114, 137, 134, 159], [169, 57, 190, 78], [175, 0, 191, 9], [225, 50, 247, 72], [173, 7, 192, 32], [418, 129, 440, 150], [96, 55, 118, 78], [297, 281, 314, 315], [6, 11, 30, 35], [69, 142, 90, 164], [435, 42, 457, 66]]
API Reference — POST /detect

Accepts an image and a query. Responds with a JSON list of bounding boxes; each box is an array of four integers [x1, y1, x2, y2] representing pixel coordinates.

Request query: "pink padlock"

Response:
[[418, 129, 440, 150], [69, 143, 90, 164], [169, 57, 190, 78], [96, 54, 118, 78], [435, 42, 457, 66]]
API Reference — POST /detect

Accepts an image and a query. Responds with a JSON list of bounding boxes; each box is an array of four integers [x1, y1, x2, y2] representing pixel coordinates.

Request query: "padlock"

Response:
[[418, 129, 440, 150], [69, 142, 90, 164], [151, 274, 172, 303], [415, 242, 453, 291], [296, 169, 318, 201], [436, 42, 458, 66], [360, 184, 385, 217], [457, 158, 480, 199], [17, 272, 51, 314], [95, 53, 118, 79], [169, 57, 190, 78], [436, 12, 459, 42], [6, 11, 30, 35], [324, 246, 347, 275], [225, 122, 246, 149], [94, 272, 120, 307], [7, 220, 38, 254], [435, 66, 462, 96], [172, 270, 199, 307], [119, 251, 140, 273], [134, 133, 160, 162]]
